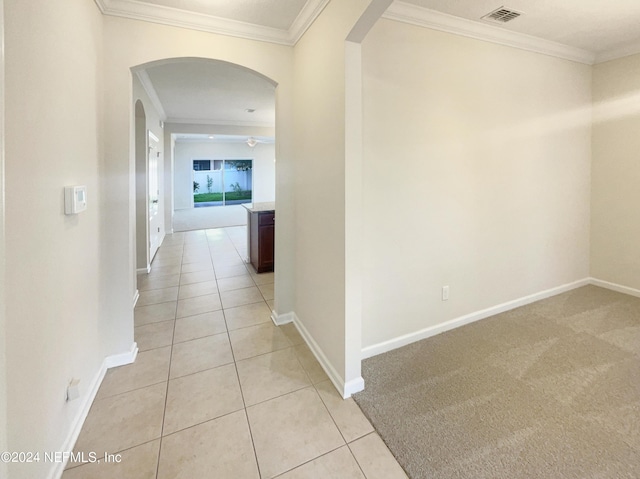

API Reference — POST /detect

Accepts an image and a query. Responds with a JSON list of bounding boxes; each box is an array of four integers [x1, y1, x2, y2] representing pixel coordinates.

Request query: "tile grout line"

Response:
[[153, 239, 182, 479], [130, 226, 315, 479], [215, 229, 265, 479], [345, 435, 376, 479], [311, 381, 353, 449], [270, 444, 351, 479]]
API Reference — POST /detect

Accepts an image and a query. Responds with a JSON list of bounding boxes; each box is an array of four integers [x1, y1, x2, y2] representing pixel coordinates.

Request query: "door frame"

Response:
[[148, 130, 160, 262]]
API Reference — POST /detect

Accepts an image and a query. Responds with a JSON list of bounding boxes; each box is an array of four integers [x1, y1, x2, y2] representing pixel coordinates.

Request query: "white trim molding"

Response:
[[136, 265, 151, 274], [104, 342, 139, 369], [271, 310, 294, 326], [48, 343, 138, 479], [48, 363, 107, 479], [362, 278, 591, 359], [288, 0, 330, 44], [134, 69, 167, 121], [343, 376, 365, 398], [94, 0, 640, 62], [291, 314, 364, 398], [94, 0, 289, 44], [94, 0, 329, 46], [589, 277, 640, 298], [383, 1, 596, 65], [132, 289, 140, 308]]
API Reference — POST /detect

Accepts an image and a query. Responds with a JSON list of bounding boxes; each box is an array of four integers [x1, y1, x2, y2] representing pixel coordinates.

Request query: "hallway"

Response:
[[63, 227, 406, 478]]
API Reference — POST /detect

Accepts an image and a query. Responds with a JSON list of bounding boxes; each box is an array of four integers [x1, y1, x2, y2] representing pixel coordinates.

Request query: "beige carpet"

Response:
[[354, 285, 640, 479], [173, 205, 247, 232]]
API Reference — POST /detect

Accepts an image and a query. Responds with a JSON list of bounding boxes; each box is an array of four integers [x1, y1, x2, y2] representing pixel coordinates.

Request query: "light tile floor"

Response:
[[64, 226, 407, 479]]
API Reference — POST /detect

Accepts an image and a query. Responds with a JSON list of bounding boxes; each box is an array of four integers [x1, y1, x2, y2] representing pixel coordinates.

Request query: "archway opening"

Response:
[[134, 100, 149, 272]]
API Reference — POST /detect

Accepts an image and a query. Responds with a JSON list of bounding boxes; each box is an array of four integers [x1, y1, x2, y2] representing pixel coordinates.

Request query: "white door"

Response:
[[148, 131, 160, 260]]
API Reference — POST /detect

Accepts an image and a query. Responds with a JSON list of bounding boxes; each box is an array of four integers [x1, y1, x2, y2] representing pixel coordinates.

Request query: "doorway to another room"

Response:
[[172, 133, 274, 232]]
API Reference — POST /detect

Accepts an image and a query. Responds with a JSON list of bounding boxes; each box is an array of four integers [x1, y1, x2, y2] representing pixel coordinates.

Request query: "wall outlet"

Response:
[[442, 285, 450, 301]]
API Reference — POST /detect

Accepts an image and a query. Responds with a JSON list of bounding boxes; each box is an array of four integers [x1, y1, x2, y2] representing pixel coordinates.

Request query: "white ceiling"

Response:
[[401, 0, 640, 57], [173, 133, 275, 144], [133, 0, 308, 30], [137, 59, 276, 127], [125, 0, 640, 128], [97, 0, 640, 62], [95, 0, 329, 44]]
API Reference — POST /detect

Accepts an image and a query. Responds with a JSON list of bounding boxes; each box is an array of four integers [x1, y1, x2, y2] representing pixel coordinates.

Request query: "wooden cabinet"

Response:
[[249, 210, 274, 273]]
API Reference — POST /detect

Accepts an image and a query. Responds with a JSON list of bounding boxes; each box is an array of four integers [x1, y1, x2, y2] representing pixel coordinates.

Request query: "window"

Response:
[[193, 160, 211, 171], [193, 159, 253, 207]]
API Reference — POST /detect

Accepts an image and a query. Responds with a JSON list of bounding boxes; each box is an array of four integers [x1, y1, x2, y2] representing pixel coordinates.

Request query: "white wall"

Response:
[[360, 19, 593, 351], [174, 141, 275, 209], [591, 54, 640, 291], [292, 0, 370, 394], [4, 0, 104, 477], [1, 11, 295, 477]]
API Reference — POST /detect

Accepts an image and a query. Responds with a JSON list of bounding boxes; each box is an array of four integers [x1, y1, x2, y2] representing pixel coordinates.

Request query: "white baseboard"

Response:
[[136, 265, 151, 275], [362, 278, 591, 359], [271, 310, 294, 326], [132, 290, 140, 308], [589, 277, 640, 298], [49, 342, 138, 479], [344, 376, 365, 397], [104, 342, 139, 369], [291, 314, 364, 399]]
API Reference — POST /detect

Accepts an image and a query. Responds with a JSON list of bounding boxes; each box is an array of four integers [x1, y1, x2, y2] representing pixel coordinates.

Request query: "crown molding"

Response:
[[134, 69, 167, 120], [95, 0, 638, 63], [288, 0, 330, 44], [166, 117, 274, 128], [94, 0, 327, 46], [94, 0, 291, 45], [594, 41, 640, 64], [94, 0, 107, 12], [383, 1, 596, 65]]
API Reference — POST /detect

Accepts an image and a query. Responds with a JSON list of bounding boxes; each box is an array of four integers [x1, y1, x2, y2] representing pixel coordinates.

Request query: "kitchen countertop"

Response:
[[242, 202, 275, 213]]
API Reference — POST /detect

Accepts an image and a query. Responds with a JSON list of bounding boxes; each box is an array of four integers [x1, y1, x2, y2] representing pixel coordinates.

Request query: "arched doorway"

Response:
[[132, 57, 277, 236]]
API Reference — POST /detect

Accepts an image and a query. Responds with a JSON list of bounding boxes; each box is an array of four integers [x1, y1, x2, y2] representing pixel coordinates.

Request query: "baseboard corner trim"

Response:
[[344, 376, 365, 397], [291, 313, 356, 398], [271, 310, 294, 326], [104, 342, 138, 369], [132, 290, 140, 308], [136, 265, 151, 275], [589, 277, 640, 298], [362, 277, 591, 359]]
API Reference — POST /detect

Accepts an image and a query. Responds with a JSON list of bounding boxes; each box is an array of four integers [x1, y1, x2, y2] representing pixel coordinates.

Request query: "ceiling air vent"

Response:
[[481, 7, 523, 23]]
